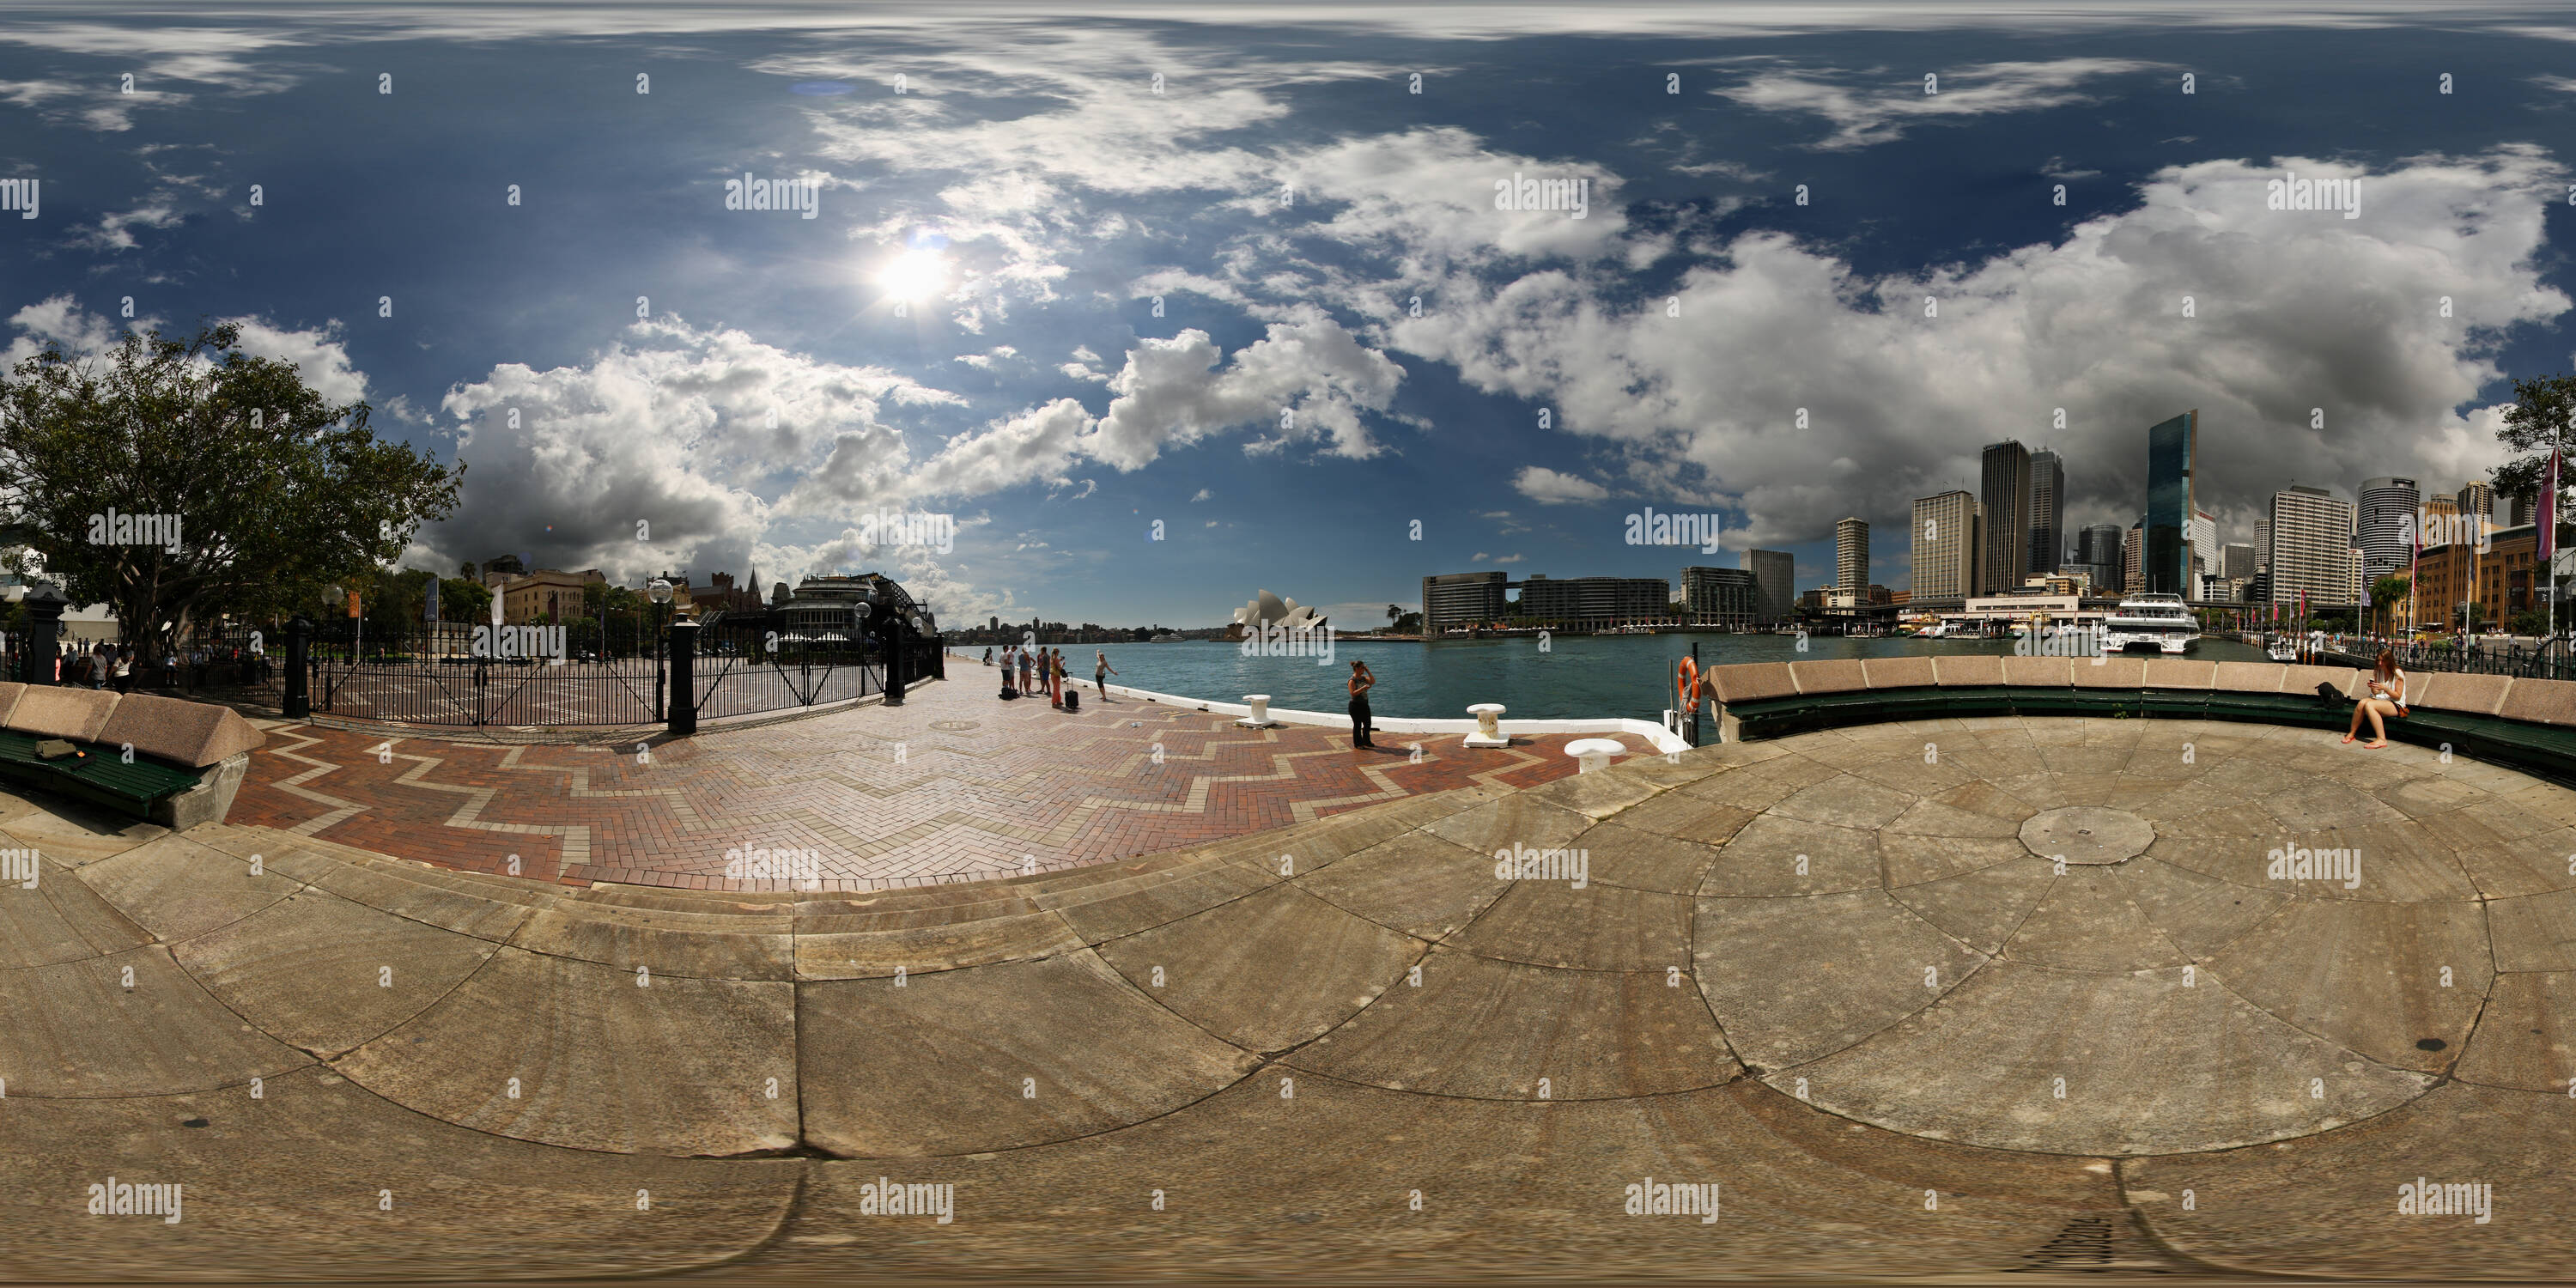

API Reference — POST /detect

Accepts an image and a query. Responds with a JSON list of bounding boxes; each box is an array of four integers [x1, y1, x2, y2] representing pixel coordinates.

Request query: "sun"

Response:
[[878, 248, 947, 301]]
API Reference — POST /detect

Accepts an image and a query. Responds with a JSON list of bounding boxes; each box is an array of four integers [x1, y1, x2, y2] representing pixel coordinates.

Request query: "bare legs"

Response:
[[2344, 697, 2395, 747]]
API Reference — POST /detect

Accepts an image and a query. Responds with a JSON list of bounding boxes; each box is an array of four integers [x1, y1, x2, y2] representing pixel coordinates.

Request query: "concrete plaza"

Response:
[[0, 701, 2571, 1279]]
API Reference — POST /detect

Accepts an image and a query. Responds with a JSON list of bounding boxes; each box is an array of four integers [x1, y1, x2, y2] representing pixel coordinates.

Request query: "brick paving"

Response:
[[226, 671, 1612, 890]]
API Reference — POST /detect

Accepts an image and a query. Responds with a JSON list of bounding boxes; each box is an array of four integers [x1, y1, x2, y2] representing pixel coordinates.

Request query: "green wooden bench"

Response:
[[1705, 658, 2576, 792], [0, 683, 266, 829]]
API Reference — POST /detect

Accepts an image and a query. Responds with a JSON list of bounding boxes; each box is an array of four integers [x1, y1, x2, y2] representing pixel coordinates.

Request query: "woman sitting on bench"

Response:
[[2343, 649, 2407, 750]]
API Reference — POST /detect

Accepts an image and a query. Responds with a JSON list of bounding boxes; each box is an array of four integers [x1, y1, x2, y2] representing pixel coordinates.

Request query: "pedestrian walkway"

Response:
[[224, 675, 1610, 890]]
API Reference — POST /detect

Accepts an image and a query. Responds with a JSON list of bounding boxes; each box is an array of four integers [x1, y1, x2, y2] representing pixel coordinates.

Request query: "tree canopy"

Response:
[[0, 321, 461, 658]]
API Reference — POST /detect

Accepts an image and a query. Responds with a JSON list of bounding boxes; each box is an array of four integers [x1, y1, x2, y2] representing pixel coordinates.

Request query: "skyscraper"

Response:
[[2026, 448, 2064, 575], [2269, 485, 2359, 607], [2221, 543, 2258, 580], [2188, 507, 2217, 601], [2458, 480, 2496, 528], [2076, 522, 2124, 594], [1980, 440, 2032, 594], [2358, 477, 2420, 579], [1745, 549, 1795, 623], [2254, 519, 2271, 571], [1835, 518, 1869, 596], [2144, 411, 2197, 596], [2126, 518, 2144, 594], [1910, 490, 1980, 599]]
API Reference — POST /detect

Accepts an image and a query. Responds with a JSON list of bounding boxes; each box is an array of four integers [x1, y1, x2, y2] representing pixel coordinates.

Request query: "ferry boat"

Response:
[[2099, 593, 2201, 655], [2265, 635, 2300, 662]]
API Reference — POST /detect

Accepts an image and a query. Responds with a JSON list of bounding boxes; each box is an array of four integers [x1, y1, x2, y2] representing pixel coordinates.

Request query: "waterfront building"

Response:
[[2076, 523, 2124, 595], [2411, 523, 2537, 625], [1910, 490, 1981, 599], [1421, 571, 1510, 633], [2459, 480, 2496, 527], [2358, 477, 2421, 579], [2221, 543, 2257, 580], [1746, 549, 1795, 623], [2143, 412, 2198, 596], [2126, 518, 2145, 594], [1981, 440, 2032, 592], [2266, 485, 2359, 609], [2028, 448, 2065, 574], [1515, 574, 1671, 629], [1835, 518, 1869, 595], [1681, 566, 1761, 627]]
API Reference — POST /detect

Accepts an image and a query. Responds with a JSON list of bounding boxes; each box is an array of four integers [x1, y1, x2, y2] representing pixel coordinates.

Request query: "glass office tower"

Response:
[[2144, 410, 2197, 596]]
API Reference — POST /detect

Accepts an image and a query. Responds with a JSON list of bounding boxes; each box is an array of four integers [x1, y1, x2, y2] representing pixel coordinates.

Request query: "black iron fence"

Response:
[[2288, 633, 2576, 683], [2, 612, 948, 730]]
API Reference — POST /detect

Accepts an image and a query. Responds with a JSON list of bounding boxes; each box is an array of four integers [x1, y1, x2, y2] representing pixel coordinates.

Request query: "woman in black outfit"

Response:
[[1348, 659, 1376, 749]]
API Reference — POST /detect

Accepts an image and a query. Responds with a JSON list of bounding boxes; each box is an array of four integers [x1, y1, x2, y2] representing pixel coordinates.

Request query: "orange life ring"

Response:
[[1676, 656, 1701, 712]]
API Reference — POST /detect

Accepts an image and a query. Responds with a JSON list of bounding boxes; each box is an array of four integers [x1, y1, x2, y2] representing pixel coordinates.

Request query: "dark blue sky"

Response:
[[5, 3, 2574, 624]]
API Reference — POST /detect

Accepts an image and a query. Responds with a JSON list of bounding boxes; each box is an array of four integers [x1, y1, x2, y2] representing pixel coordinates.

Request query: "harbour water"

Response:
[[987, 633, 2274, 723]]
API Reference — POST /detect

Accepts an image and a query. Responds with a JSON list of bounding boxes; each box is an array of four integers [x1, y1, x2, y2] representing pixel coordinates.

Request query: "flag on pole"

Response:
[[2543, 449, 2561, 565]]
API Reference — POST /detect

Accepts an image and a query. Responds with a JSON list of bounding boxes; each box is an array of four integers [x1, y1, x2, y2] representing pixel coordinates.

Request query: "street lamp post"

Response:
[[648, 577, 672, 721]]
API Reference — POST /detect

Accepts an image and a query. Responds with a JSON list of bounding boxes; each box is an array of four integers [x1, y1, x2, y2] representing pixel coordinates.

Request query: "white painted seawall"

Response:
[[948, 653, 1692, 754]]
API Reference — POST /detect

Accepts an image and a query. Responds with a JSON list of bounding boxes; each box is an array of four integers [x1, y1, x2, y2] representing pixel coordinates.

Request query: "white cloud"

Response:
[[435, 313, 965, 580], [1388, 147, 2566, 549], [1513, 466, 1611, 505], [1190, 488, 1212, 501], [1720, 58, 2172, 149], [223, 316, 373, 404], [1083, 313, 1406, 470]]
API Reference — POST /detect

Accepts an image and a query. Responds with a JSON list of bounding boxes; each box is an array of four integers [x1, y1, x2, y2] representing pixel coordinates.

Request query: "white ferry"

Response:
[[2099, 593, 2201, 654]]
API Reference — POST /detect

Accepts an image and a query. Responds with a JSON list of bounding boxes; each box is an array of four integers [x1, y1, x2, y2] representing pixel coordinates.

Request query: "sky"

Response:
[[7, 1, 2576, 628]]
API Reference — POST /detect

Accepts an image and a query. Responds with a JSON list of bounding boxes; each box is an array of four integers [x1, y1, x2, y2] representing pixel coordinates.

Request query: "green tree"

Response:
[[0, 322, 461, 662], [438, 576, 492, 626], [2370, 574, 2410, 636]]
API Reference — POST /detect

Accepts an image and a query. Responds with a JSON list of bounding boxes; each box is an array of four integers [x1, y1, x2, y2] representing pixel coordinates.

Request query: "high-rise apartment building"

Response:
[[2126, 518, 2144, 594], [1680, 566, 1760, 625], [1745, 549, 1795, 623], [2459, 480, 2496, 527], [2268, 485, 2360, 608], [1835, 517, 1869, 595], [1910, 490, 1980, 599], [2254, 519, 2271, 571], [2188, 507, 2217, 600], [1980, 440, 2032, 594], [1421, 571, 1509, 633], [2144, 412, 2197, 596], [2358, 477, 2420, 579], [2221, 543, 2258, 580], [2027, 448, 2064, 575]]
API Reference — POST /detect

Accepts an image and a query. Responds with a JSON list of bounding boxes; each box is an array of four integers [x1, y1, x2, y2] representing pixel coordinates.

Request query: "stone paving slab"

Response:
[[0, 1066, 799, 1282], [4, 713, 2576, 1279]]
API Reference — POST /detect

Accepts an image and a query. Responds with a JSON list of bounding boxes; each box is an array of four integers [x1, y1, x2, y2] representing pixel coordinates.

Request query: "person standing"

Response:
[[1348, 659, 1377, 749], [1094, 649, 1118, 699], [1048, 648, 1066, 708], [112, 647, 132, 694], [982, 647, 993, 667]]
